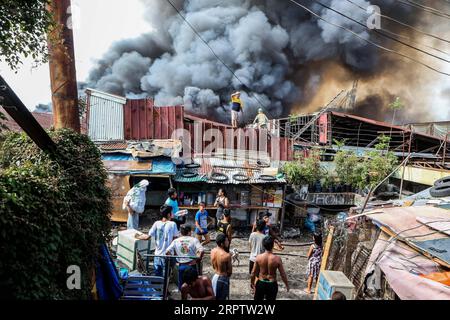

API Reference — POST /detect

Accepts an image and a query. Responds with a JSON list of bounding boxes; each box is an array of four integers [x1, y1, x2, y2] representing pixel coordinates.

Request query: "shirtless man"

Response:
[[250, 236, 289, 301], [181, 268, 215, 300], [210, 232, 232, 300]]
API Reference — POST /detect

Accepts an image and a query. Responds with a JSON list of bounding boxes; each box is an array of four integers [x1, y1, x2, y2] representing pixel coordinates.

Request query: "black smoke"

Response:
[[87, 0, 441, 122]]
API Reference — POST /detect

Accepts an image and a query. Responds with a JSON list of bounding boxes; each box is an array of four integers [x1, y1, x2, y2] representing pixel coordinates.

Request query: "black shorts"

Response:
[[254, 280, 278, 301]]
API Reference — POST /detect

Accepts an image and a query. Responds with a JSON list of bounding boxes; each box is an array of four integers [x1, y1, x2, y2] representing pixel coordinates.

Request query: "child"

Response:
[[305, 233, 323, 294], [195, 202, 211, 245]]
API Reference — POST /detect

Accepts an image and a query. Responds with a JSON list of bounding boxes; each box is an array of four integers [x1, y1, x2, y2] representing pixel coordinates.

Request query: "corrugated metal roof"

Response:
[[174, 157, 285, 184], [87, 89, 125, 141]]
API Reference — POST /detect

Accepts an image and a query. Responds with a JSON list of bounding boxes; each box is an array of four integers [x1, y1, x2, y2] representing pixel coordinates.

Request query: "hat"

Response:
[[139, 180, 149, 188]]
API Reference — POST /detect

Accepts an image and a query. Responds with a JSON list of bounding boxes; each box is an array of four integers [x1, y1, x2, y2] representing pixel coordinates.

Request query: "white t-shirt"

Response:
[[249, 232, 266, 262], [166, 236, 204, 264], [149, 220, 178, 255]]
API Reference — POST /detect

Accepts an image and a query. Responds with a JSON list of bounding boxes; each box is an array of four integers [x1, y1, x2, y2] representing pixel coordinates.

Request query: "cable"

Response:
[[345, 0, 450, 44], [311, 0, 450, 64], [287, 0, 450, 76], [396, 0, 450, 19]]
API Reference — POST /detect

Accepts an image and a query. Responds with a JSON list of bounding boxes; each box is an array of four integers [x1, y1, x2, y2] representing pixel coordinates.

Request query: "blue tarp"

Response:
[[102, 154, 175, 175], [95, 244, 123, 300]]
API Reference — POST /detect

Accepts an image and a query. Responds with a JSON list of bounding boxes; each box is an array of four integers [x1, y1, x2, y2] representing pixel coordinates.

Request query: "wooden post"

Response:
[[399, 131, 413, 199], [279, 184, 287, 235], [47, 0, 80, 132], [313, 226, 334, 300], [0, 76, 57, 154]]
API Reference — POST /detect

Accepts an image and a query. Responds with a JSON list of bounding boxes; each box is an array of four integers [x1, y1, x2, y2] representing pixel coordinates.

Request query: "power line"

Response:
[[287, 0, 450, 77], [396, 0, 450, 19], [311, 0, 450, 64], [345, 0, 450, 45]]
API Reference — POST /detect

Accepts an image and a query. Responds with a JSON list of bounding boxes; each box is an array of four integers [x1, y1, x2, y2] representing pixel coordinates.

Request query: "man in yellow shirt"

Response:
[[231, 91, 243, 128]]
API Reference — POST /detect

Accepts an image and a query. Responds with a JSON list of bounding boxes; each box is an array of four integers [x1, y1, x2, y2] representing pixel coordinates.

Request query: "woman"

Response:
[[305, 233, 323, 294], [214, 189, 229, 228]]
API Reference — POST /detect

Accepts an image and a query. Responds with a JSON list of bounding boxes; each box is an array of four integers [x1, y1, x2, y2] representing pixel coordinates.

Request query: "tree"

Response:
[[0, 0, 54, 70]]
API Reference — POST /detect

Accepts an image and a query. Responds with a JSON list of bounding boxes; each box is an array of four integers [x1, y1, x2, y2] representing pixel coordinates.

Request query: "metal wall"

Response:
[[87, 89, 126, 141], [124, 99, 184, 140]]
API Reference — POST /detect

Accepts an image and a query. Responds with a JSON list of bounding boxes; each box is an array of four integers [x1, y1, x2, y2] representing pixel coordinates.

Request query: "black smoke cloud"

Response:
[[87, 0, 429, 122]]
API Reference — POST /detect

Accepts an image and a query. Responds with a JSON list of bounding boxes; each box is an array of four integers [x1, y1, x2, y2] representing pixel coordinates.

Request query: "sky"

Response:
[[0, 0, 151, 111]]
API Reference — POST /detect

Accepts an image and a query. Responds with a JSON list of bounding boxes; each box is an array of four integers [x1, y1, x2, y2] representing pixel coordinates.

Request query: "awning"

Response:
[[102, 155, 175, 176]]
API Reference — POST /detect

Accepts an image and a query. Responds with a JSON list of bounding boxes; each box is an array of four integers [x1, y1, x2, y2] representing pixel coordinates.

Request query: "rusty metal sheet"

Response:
[[124, 98, 184, 140]]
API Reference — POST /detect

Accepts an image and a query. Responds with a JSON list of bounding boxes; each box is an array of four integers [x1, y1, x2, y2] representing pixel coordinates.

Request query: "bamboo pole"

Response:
[[313, 226, 334, 300]]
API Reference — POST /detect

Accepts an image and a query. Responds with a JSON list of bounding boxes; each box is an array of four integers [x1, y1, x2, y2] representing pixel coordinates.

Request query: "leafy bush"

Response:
[[333, 135, 398, 191], [282, 151, 323, 187], [0, 129, 111, 299]]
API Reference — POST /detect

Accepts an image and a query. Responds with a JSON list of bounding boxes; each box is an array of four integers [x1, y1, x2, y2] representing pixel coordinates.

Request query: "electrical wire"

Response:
[[396, 0, 450, 19], [287, 0, 450, 76], [345, 0, 450, 44], [311, 0, 450, 64]]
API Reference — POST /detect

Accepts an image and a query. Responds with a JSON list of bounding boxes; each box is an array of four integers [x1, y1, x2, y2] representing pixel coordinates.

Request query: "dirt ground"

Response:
[[115, 213, 315, 300], [189, 234, 314, 300]]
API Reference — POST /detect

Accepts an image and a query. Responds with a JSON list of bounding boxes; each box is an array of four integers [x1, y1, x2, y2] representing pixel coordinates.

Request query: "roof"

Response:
[[1, 106, 87, 134], [102, 155, 175, 176], [366, 206, 450, 267], [174, 157, 286, 184], [97, 140, 182, 158]]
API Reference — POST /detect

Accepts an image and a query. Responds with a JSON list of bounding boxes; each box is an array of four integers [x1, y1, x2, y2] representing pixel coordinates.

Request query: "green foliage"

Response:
[[0, 129, 111, 299], [389, 97, 404, 110], [333, 135, 398, 190], [0, 0, 54, 70], [282, 151, 323, 186]]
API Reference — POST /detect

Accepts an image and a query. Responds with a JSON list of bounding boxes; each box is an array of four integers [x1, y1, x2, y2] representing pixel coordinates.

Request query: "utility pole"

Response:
[[47, 0, 80, 132]]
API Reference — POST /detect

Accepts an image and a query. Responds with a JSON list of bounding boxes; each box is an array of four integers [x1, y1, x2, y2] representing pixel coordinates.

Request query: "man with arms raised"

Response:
[[210, 232, 232, 300], [180, 268, 215, 300], [251, 236, 289, 301]]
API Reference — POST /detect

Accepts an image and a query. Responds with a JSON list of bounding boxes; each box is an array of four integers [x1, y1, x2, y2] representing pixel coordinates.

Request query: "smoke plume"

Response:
[[87, 0, 450, 123]]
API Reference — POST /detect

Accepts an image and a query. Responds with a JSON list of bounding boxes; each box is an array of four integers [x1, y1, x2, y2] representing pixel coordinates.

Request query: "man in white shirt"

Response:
[[166, 225, 204, 289], [136, 205, 178, 277]]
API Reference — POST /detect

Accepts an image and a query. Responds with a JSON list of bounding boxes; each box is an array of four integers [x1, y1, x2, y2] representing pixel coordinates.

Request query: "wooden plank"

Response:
[[314, 226, 334, 300], [154, 106, 162, 139], [147, 99, 154, 140], [161, 107, 169, 139]]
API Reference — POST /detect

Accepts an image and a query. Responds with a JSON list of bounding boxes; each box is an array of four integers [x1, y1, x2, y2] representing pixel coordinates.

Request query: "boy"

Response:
[[181, 268, 215, 300], [251, 236, 289, 301], [166, 225, 204, 289], [136, 205, 178, 277], [211, 233, 232, 300], [165, 188, 186, 230], [195, 202, 211, 245], [249, 219, 266, 275]]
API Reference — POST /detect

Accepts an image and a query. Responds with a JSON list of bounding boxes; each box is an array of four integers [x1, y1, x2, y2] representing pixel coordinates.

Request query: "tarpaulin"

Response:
[[95, 244, 123, 300], [102, 155, 175, 175], [365, 233, 450, 300]]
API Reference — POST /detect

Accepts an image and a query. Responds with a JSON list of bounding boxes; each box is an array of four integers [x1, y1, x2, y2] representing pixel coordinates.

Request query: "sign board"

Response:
[[307, 193, 355, 206]]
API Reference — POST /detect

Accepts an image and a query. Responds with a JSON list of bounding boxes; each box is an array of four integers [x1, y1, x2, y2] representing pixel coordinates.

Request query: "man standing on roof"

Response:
[[123, 179, 149, 230], [231, 91, 243, 128], [253, 108, 269, 129]]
